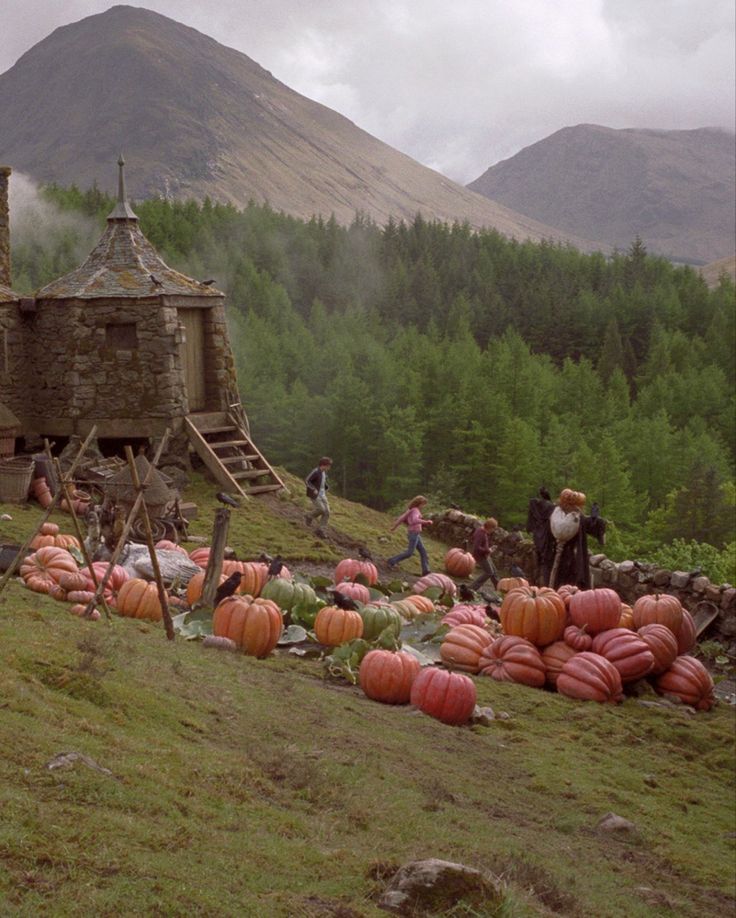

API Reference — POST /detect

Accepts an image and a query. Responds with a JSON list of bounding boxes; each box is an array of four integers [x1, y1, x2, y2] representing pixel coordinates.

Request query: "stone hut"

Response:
[[0, 160, 282, 496], [0, 166, 25, 446]]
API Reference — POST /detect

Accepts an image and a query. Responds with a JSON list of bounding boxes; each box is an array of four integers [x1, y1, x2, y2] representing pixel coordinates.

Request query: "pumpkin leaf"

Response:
[[420, 586, 443, 600], [277, 624, 308, 645], [171, 608, 213, 639], [310, 575, 333, 590], [367, 586, 387, 601], [400, 618, 444, 644], [68, 546, 85, 566], [323, 638, 371, 684], [353, 572, 370, 587], [401, 643, 440, 666]]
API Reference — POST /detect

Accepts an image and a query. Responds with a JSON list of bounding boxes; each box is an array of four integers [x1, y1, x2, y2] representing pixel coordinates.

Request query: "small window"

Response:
[[106, 323, 138, 349]]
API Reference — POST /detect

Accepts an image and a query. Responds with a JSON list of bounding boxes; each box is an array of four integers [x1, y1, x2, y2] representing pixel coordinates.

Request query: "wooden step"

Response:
[[199, 425, 238, 435], [209, 440, 249, 450], [243, 484, 283, 495], [232, 469, 270, 480]]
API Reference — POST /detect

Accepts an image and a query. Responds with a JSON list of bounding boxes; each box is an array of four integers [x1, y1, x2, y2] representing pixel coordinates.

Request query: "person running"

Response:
[[388, 495, 433, 576], [469, 518, 499, 591], [305, 457, 332, 538]]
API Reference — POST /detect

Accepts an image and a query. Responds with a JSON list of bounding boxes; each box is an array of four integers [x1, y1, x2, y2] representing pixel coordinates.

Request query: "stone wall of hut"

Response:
[[430, 508, 736, 648], [202, 303, 239, 402], [0, 304, 25, 421]]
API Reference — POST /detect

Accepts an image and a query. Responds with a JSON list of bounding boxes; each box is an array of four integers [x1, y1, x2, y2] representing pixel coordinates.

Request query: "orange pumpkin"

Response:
[[39, 522, 60, 536], [404, 594, 435, 614], [637, 624, 679, 675], [334, 558, 379, 586], [70, 604, 101, 620], [20, 547, 78, 594], [541, 641, 578, 686], [632, 593, 683, 634], [116, 579, 163, 622], [314, 606, 364, 646], [30, 532, 81, 551], [655, 656, 715, 711], [441, 604, 488, 629], [500, 587, 566, 647], [410, 668, 476, 725], [497, 576, 529, 593], [444, 547, 476, 578], [359, 649, 420, 704], [618, 603, 635, 629], [213, 595, 283, 657], [557, 651, 624, 704], [185, 570, 227, 606], [479, 636, 546, 687], [155, 539, 188, 555], [440, 623, 494, 673], [568, 588, 622, 635]]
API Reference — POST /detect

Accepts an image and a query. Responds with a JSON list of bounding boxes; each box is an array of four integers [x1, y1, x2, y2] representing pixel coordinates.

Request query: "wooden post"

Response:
[[125, 446, 174, 641], [82, 432, 170, 619], [49, 453, 113, 621], [0, 427, 98, 598], [196, 506, 231, 610]]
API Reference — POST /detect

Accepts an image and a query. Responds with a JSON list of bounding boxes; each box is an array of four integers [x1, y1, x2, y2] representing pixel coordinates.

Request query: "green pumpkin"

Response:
[[391, 599, 421, 621], [360, 604, 402, 641], [261, 578, 317, 612]]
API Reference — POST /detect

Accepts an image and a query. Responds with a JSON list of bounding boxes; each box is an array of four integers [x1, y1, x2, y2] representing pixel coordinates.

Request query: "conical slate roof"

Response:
[[37, 157, 222, 300]]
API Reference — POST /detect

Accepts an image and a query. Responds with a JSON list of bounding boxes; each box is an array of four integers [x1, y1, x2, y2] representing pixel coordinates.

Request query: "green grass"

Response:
[[0, 481, 734, 916]]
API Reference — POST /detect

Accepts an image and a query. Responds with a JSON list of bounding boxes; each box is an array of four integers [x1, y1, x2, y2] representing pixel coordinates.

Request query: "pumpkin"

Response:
[[81, 562, 129, 596], [632, 593, 683, 634], [563, 624, 593, 652], [189, 547, 211, 568], [541, 641, 578, 686], [557, 652, 624, 703], [557, 584, 579, 609], [441, 604, 488, 629], [334, 558, 378, 586], [637, 624, 679, 675], [676, 609, 697, 655], [39, 522, 60, 536], [333, 581, 370, 605], [314, 606, 364, 646], [568, 588, 622, 635], [47, 583, 68, 602], [410, 667, 477, 725], [444, 547, 476, 578], [67, 589, 97, 605], [261, 578, 319, 613], [213, 595, 283, 657], [500, 587, 566, 647], [20, 547, 78, 594], [57, 571, 90, 593], [558, 488, 586, 512], [359, 650, 420, 704], [618, 603, 635, 629], [70, 604, 101, 620], [412, 573, 457, 598], [404, 594, 435, 614], [439, 623, 494, 673], [30, 532, 81, 551], [222, 560, 266, 597], [391, 599, 425, 621], [116, 579, 163, 622], [186, 570, 227, 606], [359, 604, 402, 641], [479, 636, 546, 687], [590, 628, 655, 683], [655, 655, 715, 711], [497, 576, 529, 593], [155, 539, 188, 555]]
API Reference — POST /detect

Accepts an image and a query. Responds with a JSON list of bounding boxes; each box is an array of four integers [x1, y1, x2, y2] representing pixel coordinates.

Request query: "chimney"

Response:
[[0, 166, 10, 288]]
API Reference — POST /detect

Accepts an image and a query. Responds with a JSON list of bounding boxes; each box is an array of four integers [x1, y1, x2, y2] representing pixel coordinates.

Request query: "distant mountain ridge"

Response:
[[468, 124, 735, 263], [0, 5, 591, 248]]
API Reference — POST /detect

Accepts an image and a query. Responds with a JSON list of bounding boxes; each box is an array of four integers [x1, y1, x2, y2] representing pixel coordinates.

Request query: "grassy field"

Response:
[[0, 477, 734, 916]]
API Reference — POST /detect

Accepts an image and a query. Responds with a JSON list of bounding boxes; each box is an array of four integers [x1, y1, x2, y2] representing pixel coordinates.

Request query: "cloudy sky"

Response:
[[2, 0, 734, 183]]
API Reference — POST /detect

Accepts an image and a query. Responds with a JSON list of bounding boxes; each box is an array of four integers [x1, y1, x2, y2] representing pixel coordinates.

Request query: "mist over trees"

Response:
[[12, 186, 735, 569]]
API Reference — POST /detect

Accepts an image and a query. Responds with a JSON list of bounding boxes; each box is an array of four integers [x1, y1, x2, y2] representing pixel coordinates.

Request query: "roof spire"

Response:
[[107, 153, 138, 221]]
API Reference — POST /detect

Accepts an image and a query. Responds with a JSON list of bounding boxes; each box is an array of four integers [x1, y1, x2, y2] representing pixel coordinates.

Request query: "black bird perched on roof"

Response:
[[327, 588, 358, 611], [458, 583, 476, 603], [150, 273, 163, 286], [214, 571, 243, 605], [216, 492, 241, 508], [357, 545, 373, 561], [267, 555, 284, 579], [202, 279, 216, 286], [510, 563, 527, 580]]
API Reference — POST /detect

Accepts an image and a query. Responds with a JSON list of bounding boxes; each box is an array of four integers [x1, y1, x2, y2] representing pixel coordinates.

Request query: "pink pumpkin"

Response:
[[333, 581, 370, 605], [334, 558, 379, 586]]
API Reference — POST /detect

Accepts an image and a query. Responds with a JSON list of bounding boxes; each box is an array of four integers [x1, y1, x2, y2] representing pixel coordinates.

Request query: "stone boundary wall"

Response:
[[430, 508, 735, 648]]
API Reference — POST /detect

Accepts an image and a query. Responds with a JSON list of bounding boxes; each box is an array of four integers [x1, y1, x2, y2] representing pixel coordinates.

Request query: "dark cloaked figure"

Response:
[[526, 487, 555, 585], [553, 514, 607, 590]]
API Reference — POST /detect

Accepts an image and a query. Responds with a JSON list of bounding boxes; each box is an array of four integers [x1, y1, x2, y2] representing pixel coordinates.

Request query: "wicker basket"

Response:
[[0, 457, 34, 503]]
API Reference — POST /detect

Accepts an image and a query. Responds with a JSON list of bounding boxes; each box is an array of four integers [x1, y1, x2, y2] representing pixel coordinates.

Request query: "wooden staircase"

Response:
[[185, 411, 285, 498]]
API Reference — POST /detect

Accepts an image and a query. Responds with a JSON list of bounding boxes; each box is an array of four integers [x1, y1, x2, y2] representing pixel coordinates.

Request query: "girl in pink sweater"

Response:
[[388, 495, 433, 576]]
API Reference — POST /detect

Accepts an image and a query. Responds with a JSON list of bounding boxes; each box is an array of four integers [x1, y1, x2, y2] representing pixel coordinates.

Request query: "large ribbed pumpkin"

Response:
[[557, 652, 624, 703], [637, 624, 679, 675], [632, 593, 683, 634], [116, 579, 163, 621], [497, 577, 529, 594], [30, 531, 81, 551], [440, 624, 494, 673], [261, 578, 318, 612], [412, 573, 457, 598], [213, 595, 283, 657], [185, 570, 227, 606], [314, 606, 364, 646], [359, 604, 402, 641], [335, 558, 379, 586], [500, 587, 566, 647], [20, 547, 79, 594], [479, 636, 546, 687], [404, 594, 435, 614], [410, 668, 477, 725], [655, 655, 715, 711], [333, 581, 371, 605], [441, 604, 488, 629], [557, 584, 579, 609], [541, 641, 578, 686], [444, 547, 476, 578], [391, 599, 425, 621], [189, 547, 211, 568], [676, 609, 697, 655], [568, 588, 621, 635], [590, 628, 655, 683], [359, 650, 420, 704], [81, 562, 129, 595]]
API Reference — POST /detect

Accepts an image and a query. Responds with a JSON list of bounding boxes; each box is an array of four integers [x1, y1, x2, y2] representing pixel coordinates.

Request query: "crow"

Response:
[[357, 545, 373, 561], [216, 492, 240, 508], [267, 555, 284, 579], [214, 571, 243, 605], [510, 563, 527, 580], [484, 602, 501, 623], [150, 273, 163, 286], [202, 279, 216, 286], [327, 588, 358, 611], [458, 583, 476, 603]]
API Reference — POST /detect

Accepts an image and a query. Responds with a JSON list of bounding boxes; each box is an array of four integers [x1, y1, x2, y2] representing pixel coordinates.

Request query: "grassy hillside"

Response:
[[0, 480, 734, 916]]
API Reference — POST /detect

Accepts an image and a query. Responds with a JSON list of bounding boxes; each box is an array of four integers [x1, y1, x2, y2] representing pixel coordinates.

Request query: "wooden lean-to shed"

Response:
[[7, 158, 282, 497]]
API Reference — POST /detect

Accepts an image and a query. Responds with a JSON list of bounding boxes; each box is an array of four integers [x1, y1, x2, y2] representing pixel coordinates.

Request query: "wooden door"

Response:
[[179, 309, 206, 412]]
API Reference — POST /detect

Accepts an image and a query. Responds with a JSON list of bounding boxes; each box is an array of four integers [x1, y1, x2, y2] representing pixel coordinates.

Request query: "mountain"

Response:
[[700, 255, 736, 287], [468, 124, 735, 264], [0, 5, 590, 248]]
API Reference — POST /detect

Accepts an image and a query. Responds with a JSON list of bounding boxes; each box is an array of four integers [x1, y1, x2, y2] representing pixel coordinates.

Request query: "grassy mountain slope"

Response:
[[468, 125, 736, 263], [0, 478, 734, 916], [0, 5, 592, 248]]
